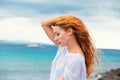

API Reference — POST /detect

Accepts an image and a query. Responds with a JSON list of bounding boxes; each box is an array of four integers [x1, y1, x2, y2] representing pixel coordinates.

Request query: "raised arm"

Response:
[[41, 16, 58, 46]]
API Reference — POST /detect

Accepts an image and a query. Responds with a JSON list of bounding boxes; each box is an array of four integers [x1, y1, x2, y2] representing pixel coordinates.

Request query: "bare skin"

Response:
[[41, 16, 84, 80], [41, 16, 59, 45]]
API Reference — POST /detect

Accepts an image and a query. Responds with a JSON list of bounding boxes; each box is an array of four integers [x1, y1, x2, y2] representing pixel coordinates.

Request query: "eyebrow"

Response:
[[54, 31, 58, 34]]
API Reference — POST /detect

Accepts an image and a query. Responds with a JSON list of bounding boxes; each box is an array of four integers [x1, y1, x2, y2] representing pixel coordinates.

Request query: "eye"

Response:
[[56, 33, 60, 36]]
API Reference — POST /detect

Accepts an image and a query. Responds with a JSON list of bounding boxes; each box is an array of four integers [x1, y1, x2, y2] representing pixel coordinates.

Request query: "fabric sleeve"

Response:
[[57, 46, 67, 53], [63, 56, 83, 80]]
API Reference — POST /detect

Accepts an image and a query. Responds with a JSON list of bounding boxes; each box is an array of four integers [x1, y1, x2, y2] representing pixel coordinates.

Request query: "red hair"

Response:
[[53, 14, 98, 78]]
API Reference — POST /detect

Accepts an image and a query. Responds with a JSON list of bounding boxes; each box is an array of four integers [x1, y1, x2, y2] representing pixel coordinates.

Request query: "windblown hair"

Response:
[[52, 14, 98, 78]]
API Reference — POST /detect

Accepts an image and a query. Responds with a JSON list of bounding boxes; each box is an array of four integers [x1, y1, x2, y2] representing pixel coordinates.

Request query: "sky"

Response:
[[0, 0, 120, 49]]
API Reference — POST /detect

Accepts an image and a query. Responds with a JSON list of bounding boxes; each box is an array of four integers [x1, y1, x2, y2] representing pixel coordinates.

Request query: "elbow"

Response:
[[41, 19, 50, 27]]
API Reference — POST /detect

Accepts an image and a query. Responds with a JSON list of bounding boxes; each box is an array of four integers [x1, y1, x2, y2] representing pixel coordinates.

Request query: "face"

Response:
[[52, 26, 71, 46]]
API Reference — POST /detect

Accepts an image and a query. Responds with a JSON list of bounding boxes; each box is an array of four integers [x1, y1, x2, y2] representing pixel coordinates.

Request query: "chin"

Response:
[[59, 44, 67, 47]]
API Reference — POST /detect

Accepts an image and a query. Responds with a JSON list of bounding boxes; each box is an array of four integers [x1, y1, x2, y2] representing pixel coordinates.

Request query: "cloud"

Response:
[[0, 17, 53, 44], [0, 0, 83, 17], [92, 30, 120, 49], [0, 16, 119, 49], [0, 0, 120, 49], [0, 0, 120, 18]]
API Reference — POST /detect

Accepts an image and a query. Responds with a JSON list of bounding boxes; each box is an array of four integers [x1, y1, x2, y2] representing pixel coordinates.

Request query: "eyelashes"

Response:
[[56, 33, 60, 36]]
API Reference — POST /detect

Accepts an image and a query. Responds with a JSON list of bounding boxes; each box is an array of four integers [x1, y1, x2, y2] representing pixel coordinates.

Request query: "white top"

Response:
[[50, 46, 86, 80]]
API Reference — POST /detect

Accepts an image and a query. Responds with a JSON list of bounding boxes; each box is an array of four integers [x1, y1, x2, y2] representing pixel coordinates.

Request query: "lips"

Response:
[[58, 42, 61, 44]]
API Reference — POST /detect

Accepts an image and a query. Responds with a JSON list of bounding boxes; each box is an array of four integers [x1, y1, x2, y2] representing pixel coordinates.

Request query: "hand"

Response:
[[59, 75, 64, 80]]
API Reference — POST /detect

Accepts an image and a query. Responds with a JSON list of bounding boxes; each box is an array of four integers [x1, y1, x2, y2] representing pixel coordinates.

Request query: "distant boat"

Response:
[[27, 43, 39, 47]]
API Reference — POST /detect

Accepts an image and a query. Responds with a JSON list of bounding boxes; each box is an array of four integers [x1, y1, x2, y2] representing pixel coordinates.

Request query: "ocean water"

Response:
[[0, 43, 120, 80]]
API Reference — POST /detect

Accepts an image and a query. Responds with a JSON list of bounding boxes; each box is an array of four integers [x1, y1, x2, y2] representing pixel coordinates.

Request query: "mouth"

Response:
[[58, 42, 61, 44]]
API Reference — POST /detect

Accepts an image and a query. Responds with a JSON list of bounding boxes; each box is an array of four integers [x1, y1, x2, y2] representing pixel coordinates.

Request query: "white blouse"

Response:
[[50, 46, 86, 80]]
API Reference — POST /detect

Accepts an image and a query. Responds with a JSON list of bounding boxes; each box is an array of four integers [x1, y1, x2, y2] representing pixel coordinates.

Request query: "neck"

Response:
[[67, 35, 83, 54]]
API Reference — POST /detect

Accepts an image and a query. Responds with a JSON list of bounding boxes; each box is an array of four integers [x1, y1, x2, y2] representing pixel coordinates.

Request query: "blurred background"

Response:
[[0, 0, 120, 80]]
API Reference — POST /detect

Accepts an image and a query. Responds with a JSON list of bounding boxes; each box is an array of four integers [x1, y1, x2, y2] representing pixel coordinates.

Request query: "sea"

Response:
[[0, 42, 120, 80]]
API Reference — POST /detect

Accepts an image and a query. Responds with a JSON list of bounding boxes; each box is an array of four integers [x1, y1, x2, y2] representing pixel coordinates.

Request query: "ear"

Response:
[[67, 28, 73, 35]]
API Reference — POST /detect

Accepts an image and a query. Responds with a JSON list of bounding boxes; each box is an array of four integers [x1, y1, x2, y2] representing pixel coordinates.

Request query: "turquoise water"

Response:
[[0, 43, 120, 80]]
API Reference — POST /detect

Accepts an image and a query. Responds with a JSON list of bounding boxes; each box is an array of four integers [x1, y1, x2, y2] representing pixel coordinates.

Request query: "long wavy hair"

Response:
[[52, 14, 98, 78]]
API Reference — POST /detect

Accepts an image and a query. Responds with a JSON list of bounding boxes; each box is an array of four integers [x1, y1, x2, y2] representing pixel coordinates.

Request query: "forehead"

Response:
[[52, 26, 64, 33]]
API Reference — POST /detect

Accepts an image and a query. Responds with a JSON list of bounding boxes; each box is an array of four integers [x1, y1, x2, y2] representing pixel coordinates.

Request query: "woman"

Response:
[[41, 14, 98, 80]]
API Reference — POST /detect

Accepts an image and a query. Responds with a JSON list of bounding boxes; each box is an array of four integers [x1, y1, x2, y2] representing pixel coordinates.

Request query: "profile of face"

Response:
[[52, 26, 72, 46]]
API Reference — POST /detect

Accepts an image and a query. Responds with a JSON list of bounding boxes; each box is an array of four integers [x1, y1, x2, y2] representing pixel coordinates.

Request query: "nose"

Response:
[[54, 37, 58, 42]]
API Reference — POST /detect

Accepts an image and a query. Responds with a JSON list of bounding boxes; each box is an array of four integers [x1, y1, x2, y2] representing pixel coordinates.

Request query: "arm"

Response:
[[41, 16, 58, 46]]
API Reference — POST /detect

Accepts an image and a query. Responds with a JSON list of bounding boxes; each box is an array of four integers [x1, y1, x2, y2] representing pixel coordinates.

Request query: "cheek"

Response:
[[60, 34, 70, 43]]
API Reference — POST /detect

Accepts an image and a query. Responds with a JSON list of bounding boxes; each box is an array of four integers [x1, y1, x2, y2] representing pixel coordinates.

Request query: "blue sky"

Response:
[[0, 0, 120, 49]]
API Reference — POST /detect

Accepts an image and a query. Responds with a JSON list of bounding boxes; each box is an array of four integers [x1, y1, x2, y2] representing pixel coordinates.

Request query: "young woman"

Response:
[[41, 14, 98, 80]]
